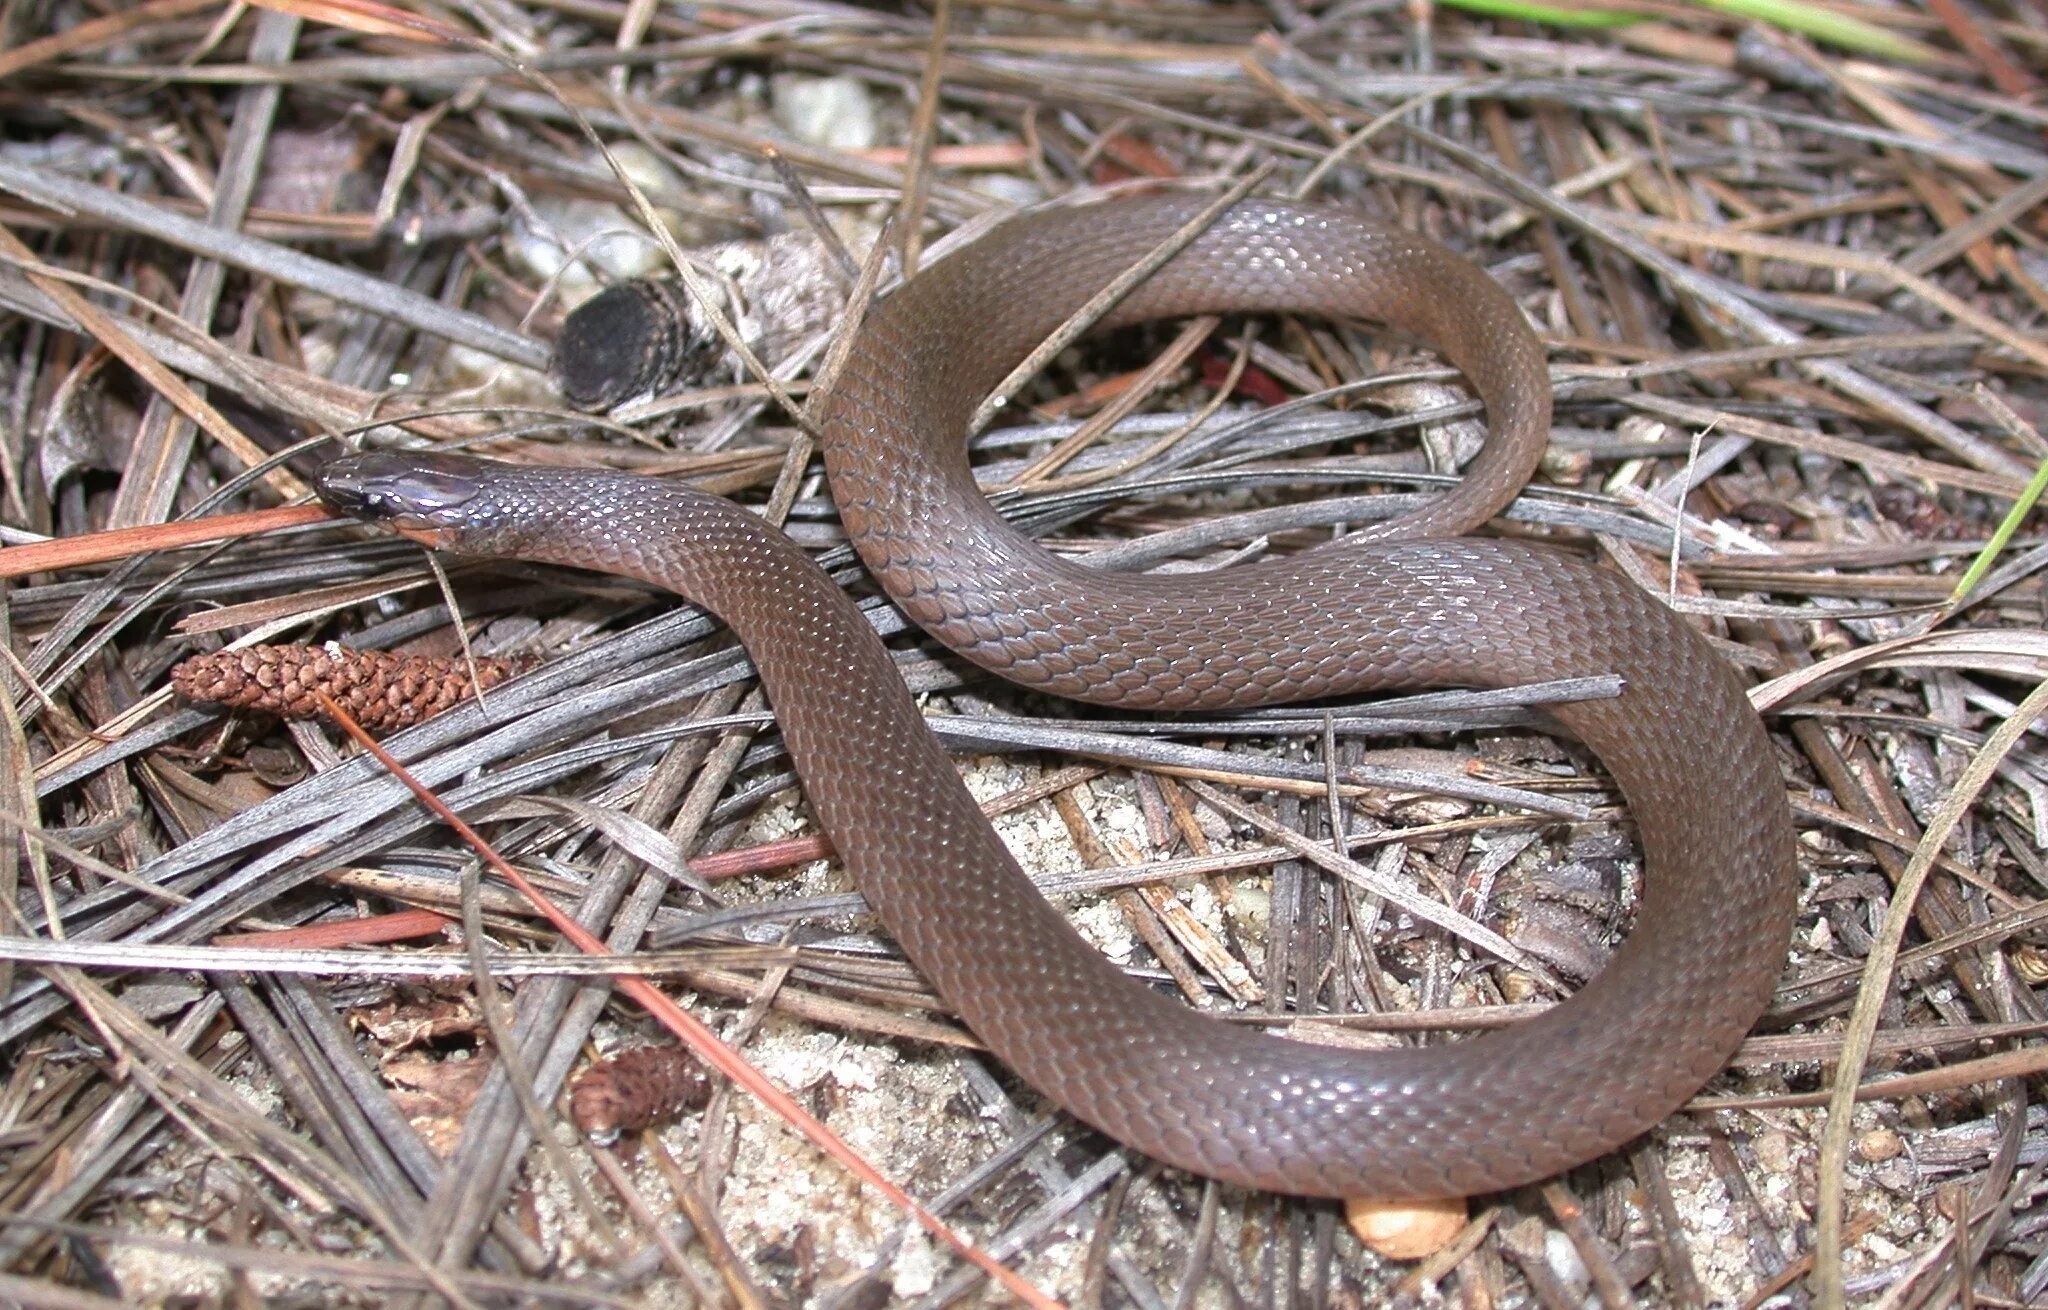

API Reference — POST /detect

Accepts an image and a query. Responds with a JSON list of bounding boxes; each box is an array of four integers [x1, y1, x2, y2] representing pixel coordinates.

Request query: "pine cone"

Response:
[[569, 1045, 711, 1144], [172, 644, 531, 734]]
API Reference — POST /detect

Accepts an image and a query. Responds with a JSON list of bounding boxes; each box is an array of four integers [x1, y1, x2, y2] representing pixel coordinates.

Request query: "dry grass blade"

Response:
[[0, 227, 308, 501], [1692, 1044, 2048, 1112], [1185, 779, 1553, 976], [1811, 678, 2048, 1309], [6, 0, 2047, 1301], [0, 505, 332, 579], [0, 161, 548, 370], [1612, 211, 2048, 377], [315, 695, 1063, 1310], [245, 0, 467, 45], [0, 0, 225, 81], [968, 163, 1274, 434]]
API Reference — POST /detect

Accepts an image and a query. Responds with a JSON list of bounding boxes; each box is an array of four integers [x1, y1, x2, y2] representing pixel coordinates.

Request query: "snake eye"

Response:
[[316, 452, 485, 523]]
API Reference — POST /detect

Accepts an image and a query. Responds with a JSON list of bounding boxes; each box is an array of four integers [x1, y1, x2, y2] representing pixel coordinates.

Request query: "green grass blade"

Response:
[[1433, 0, 1937, 62], [1948, 452, 2048, 606], [1685, 0, 1936, 61], [1434, 0, 1643, 26]]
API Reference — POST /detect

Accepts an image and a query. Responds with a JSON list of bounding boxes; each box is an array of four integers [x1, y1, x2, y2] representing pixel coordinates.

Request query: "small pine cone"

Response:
[[172, 644, 531, 734], [569, 1045, 711, 1144]]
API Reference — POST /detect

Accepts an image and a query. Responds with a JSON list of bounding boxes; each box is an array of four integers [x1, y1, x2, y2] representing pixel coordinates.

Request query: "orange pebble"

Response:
[[1345, 1195, 1469, 1260]]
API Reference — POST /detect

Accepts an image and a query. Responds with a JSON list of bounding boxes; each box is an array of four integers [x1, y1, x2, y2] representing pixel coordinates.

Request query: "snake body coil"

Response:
[[318, 196, 1798, 1198]]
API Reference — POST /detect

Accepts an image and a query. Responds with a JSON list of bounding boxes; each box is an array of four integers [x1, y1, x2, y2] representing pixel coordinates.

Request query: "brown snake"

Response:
[[315, 195, 1798, 1199]]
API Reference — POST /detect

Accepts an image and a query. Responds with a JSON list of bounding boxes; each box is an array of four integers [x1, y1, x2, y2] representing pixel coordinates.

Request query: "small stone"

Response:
[[1540, 446, 1591, 485], [973, 173, 1044, 207], [773, 74, 877, 151], [889, 1232, 939, 1298], [1345, 1195, 1467, 1260], [1616, 414, 1670, 444], [606, 141, 686, 204], [507, 199, 660, 293], [1753, 1129, 1796, 1174], [1499, 970, 1544, 1004], [1380, 379, 1485, 472], [1540, 1228, 1590, 1297], [1856, 1127, 1904, 1162], [1229, 882, 1270, 935], [506, 144, 692, 295]]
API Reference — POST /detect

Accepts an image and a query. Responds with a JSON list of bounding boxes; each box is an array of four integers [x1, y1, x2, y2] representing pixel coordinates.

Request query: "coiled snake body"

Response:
[[317, 196, 1798, 1199]]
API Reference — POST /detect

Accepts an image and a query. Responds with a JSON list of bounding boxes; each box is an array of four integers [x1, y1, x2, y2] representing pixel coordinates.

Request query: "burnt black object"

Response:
[[550, 278, 700, 410]]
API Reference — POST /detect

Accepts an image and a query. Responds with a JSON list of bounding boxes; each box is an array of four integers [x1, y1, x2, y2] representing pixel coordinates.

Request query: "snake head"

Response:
[[315, 451, 489, 548]]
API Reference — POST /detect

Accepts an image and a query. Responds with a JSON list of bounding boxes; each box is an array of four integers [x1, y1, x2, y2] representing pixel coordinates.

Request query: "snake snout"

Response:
[[315, 451, 487, 525]]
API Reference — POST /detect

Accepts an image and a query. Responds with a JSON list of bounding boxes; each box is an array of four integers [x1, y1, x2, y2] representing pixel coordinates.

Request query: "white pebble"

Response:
[[505, 144, 692, 295], [773, 75, 877, 151]]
